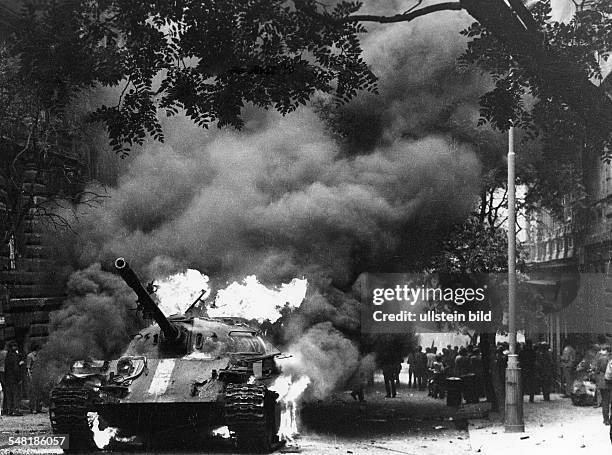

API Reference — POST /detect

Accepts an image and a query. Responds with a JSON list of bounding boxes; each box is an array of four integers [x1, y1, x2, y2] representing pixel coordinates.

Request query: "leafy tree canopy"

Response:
[[459, 0, 612, 214], [9, 0, 612, 209], [13, 0, 377, 156]]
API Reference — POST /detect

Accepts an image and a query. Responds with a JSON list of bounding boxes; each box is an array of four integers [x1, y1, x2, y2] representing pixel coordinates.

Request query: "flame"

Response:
[[153, 269, 306, 322], [270, 375, 311, 443], [87, 412, 119, 449], [212, 425, 231, 439], [209, 275, 307, 323], [155, 269, 210, 315]]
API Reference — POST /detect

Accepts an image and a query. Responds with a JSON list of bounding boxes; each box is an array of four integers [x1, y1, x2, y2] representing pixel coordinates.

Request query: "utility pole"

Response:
[[505, 125, 524, 432]]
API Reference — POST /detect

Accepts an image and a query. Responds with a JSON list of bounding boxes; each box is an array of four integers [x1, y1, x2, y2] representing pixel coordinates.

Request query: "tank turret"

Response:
[[114, 257, 180, 342]]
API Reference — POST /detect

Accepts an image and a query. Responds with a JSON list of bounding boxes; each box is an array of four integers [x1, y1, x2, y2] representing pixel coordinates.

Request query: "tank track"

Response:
[[224, 383, 280, 452], [49, 387, 97, 451]]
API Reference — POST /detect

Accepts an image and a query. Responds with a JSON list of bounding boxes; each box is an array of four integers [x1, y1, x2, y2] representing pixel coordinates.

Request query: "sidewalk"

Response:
[[468, 394, 610, 454]]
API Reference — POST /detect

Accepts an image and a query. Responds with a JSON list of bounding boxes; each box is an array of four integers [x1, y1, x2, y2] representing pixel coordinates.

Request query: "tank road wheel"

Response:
[[225, 383, 281, 453], [49, 387, 98, 452]]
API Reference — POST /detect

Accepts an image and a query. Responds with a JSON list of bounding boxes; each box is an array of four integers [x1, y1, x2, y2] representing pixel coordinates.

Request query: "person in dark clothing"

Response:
[[469, 348, 484, 398], [594, 345, 611, 424], [407, 349, 417, 388], [560, 343, 577, 397], [350, 368, 367, 402], [447, 346, 458, 376], [27, 342, 42, 413], [455, 348, 470, 377], [535, 342, 553, 401], [430, 354, 446, 398], [382, 362, 397, 398], [519, 340, 537, 403], [415, 346, 428, 390], [393, 360, 402, 388], [4, 341, 23, 416], [496, 344, 509, 384]]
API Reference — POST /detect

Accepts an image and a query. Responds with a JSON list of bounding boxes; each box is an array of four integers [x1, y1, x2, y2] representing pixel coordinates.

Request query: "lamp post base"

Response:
[[504, 353, 524, 432]]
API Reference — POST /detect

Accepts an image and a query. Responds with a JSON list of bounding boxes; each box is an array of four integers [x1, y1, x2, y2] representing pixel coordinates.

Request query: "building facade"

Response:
[[524, 73, 612, 356]]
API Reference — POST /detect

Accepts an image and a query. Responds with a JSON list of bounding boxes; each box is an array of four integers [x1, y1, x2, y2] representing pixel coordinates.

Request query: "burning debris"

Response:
[[212, 426, 231, 439], [271, 375, 312, 443], [87, 412, 118, 449]]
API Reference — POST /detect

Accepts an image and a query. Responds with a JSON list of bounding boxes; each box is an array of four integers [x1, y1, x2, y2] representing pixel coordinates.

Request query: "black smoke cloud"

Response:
[[60, 110, 481, 287], [325, 7, 506, 170]]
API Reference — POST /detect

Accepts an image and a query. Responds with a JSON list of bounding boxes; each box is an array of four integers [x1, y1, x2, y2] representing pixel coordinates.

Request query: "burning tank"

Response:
[[49, 258, 284, 452]]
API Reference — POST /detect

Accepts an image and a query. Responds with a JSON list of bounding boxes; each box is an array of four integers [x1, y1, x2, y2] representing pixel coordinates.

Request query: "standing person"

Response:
[[448, 346, 458, 376], [455, 347, 470, 377], [407, 349, 417, 388], [425, 347, 436, 385], [393, 358, 402, 388], [560, 343, 577, 398], [382, 362, 397, 398], [416, 346, 428, 390], [496, 344, 509, 384], [536, 342, 554, 402], [469, 348, 484, 398], [594, 345, 611, 425], [593, 344, 609, 407], [431, 354, 446, 399], [350, 366, 367, 402], [0, 341, 7, 415], [4, 341, 23, 416], [519, 340, 537, 403], [426, 347, 436, 369], [26, 342, 42, 414]]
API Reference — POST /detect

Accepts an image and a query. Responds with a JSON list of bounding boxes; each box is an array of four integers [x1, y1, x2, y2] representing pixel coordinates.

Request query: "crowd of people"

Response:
[[363, 340, 562, 405], [497, 340, 555, 402], [0, 340, 42, 416], [404, 345, 485, 400]]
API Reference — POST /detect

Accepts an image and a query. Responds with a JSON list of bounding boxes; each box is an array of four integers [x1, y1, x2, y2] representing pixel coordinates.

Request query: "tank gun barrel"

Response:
[[115, 257, 180, 341]]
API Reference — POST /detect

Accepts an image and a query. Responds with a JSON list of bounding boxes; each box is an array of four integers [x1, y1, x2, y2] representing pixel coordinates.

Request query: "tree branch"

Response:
[[404, 0, 423, 14], [345, 2, 463, 24]]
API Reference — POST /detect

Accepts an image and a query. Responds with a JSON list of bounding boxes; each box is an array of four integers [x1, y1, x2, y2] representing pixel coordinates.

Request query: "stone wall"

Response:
[[0, 165, 65, 348]]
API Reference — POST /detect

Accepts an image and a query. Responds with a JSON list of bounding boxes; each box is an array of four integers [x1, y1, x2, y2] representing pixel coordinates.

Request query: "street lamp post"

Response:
[[505, 125, 524, 432]]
